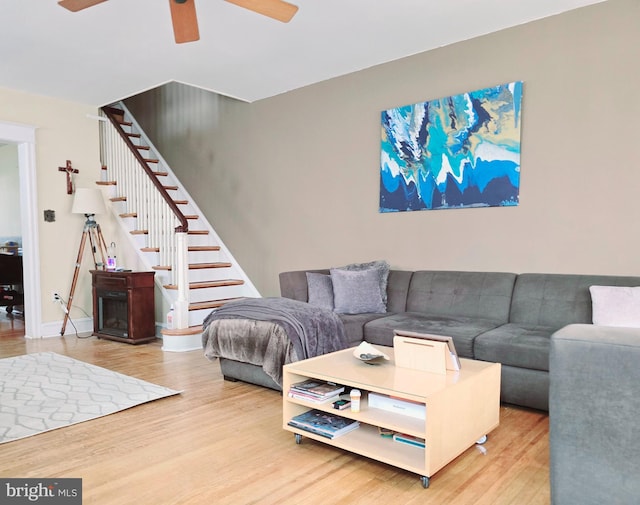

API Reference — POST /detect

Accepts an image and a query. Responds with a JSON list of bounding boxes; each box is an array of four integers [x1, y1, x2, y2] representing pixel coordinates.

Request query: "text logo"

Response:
[[0, 479, 82, 504]]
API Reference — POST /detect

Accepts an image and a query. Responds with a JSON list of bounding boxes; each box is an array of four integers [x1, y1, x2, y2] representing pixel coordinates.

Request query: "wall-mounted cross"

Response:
[[58, 160, 79, 194]]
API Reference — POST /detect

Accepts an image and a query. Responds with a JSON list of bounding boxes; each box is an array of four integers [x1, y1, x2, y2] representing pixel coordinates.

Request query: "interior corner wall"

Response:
[[126, 0, 640, 297]]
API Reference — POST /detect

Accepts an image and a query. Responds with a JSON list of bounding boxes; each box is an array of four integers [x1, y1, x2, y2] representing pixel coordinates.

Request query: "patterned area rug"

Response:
[[0, 352, 181, 444]]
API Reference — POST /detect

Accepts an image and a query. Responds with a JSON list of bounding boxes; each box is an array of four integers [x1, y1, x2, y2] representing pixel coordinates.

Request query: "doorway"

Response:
[[0, 121, 41, 338], [0, 142, 24, 336]]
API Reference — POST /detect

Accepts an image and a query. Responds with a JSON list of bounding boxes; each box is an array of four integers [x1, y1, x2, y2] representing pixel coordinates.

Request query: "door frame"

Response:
[[0, 121, 41, 338]]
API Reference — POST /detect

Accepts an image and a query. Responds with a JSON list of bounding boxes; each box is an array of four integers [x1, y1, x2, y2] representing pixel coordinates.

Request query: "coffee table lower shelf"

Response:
[[289, 421, 427, 473]]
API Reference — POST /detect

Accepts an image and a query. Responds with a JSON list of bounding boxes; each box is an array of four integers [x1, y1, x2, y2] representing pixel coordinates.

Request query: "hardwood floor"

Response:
[[0, 334, 550, 504], [0, 307, 25, 338]]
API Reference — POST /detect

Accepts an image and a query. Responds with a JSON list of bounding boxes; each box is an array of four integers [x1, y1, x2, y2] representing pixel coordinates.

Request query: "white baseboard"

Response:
[[37, 317, 93, 339]]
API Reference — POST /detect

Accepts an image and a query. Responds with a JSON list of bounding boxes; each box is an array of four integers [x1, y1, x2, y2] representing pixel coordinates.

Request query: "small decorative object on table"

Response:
[[353, 341, 390, 364]]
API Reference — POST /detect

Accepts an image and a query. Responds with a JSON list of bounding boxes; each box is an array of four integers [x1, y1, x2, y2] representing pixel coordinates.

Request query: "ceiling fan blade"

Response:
[[169, 0, 200, 44], [58, 0, 108, 12], [225, 0, 298, 23]]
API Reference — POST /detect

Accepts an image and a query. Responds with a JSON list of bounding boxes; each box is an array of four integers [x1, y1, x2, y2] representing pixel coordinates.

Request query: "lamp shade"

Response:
[[71, 188, 106, 215]]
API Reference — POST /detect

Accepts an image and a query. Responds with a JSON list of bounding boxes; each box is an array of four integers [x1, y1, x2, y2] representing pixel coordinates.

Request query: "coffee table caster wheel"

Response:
[[295, 434, 302, 444], [476, 435, 488, 445], [421, 476, 430, 488]]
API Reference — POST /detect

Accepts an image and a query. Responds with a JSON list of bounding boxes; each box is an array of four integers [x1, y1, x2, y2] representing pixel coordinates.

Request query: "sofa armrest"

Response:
[[549, 324, 640, 505]]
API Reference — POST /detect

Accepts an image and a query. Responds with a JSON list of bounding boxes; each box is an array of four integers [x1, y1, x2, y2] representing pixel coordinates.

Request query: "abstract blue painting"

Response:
[[380, 81, 523, 212]]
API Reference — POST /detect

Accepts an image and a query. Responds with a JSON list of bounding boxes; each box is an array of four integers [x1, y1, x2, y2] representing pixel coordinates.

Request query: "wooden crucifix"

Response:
[[58, 160, 79, 194]]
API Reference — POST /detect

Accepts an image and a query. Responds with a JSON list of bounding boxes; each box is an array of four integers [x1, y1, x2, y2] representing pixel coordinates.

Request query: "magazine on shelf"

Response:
[[287, 391, 337, 404], [392, 433, 426, 448], [288, 409, 359, 439], [289, 379, 345, 399]]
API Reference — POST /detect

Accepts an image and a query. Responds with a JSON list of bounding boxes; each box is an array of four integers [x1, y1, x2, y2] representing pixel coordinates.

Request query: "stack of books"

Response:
[[288, 409, 360, 439], [288, 379, 345, 404], [392, 433, 426, 448]]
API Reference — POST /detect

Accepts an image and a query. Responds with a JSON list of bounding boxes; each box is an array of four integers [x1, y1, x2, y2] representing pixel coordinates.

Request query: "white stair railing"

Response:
[[99, 107, 190, 329]]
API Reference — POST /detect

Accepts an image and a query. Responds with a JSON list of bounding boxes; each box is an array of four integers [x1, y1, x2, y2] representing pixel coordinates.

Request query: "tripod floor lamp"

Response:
[[60, 187, 108, 336]]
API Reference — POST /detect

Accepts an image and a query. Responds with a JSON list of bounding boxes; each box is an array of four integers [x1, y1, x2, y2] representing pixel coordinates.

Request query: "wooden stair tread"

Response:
[[130, 230, 148, 235], [140, 245, 220, 253], [188, 245, 220, 251], [135, 145, 150, 151], [174, 200, 189, 205], [127, 133, 141, 139], [188, 262, 228, 269], [156, 262, 232, 272], [119, 212, 137, 218], [164, 185, 178, 191], [96, 181, 117, 186], [164, 279, 243, 290], [144, 158, 159, 163], [188, 230, 209, 235], [110, 196, 127, 202], [189, 298, 244, 311]]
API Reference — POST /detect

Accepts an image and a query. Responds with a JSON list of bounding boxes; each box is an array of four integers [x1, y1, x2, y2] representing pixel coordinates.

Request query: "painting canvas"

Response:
[[380, 81, 523, 212]]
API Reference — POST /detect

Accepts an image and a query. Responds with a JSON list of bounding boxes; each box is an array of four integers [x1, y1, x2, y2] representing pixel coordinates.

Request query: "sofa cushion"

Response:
[[509, 273, 640, 327], [406, 271, 516, 323], [330, 268, 386, 314], [474, 323, 555, 372], [306, 272, 334, 310], [589, 285, 640, 327], [362, 312, 504, 358], [338, 313, 390, 347], [386, 270, 413, 313]]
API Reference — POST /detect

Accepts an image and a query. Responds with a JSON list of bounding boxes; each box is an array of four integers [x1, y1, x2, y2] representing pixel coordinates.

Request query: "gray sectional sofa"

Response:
[[279, 269, 640, 411], [549, 324, 640, 504]]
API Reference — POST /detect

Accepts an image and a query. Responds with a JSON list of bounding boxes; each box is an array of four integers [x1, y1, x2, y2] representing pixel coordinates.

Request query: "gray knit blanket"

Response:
[[202, 297, 348, 385]]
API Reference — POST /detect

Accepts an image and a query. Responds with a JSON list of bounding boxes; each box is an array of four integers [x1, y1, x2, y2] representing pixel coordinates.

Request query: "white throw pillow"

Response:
[[589, 285, 640, 327]]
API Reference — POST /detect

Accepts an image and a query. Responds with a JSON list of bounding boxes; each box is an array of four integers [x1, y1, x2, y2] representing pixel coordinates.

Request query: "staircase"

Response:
[[97, 103, 260, 351]]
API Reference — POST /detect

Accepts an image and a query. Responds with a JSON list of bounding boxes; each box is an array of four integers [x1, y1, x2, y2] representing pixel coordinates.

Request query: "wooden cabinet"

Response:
[[91, 270, 156, 344]]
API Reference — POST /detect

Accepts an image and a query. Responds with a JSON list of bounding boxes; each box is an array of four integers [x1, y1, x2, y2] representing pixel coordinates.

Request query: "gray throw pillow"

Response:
[[337, 260, 390, 306], [330, 268, 386, 314], [306, 272, 334, 310]]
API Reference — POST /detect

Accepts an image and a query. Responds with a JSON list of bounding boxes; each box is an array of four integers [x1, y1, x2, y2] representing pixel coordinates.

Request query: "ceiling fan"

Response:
[[57, 0, 299, 44]]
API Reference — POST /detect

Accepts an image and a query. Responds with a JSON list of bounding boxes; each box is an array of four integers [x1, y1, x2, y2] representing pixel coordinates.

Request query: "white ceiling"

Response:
[[1, 0, 605, 107]]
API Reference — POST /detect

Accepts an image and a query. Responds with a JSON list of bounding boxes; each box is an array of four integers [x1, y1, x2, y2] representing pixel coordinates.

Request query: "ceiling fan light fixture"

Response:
[[58, 0, 299, 45]]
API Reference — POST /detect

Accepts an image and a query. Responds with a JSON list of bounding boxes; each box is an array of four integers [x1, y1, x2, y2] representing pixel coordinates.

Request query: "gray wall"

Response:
[[125, 0, 640, 297]]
